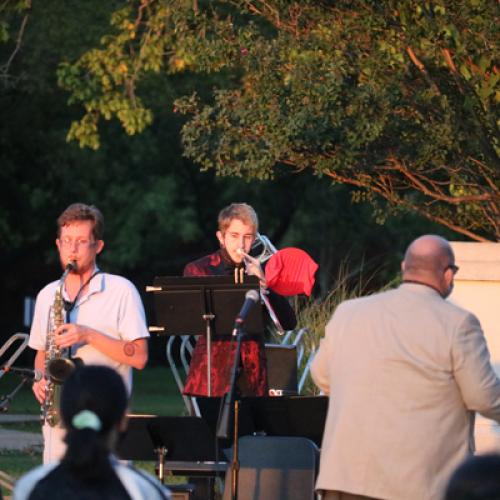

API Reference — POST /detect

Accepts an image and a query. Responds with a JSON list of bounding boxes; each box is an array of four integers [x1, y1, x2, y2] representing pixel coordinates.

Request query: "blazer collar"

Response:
[[400, 280, 443, 298]]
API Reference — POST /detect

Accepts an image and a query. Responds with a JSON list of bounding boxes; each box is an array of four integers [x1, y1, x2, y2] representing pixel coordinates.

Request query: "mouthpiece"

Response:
[[66, 261, 77, 272]]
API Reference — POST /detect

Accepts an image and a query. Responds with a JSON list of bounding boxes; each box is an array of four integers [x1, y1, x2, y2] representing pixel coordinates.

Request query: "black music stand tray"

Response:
[[116, 415, 228, 480], [148, 276, 264, 396], [197, 396, 329, 448]]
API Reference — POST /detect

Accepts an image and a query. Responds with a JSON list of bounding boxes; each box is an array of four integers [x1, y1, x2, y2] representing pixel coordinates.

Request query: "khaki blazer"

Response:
[[311, 283, 500, 500]]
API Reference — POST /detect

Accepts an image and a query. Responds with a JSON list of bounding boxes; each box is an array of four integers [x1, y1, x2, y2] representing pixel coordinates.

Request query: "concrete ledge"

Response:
[[0, 414, 40, 423], [451, 242, 500, 281], [0, 429, 42, 451]]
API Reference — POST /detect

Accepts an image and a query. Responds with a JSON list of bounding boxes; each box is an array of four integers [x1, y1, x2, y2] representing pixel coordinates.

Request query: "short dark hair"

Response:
[[57, 203, 104, 241]]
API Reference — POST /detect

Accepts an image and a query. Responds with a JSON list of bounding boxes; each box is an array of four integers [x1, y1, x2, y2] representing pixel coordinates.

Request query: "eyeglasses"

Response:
[[445, 264, 459, 274], [59, 238, 96, 249]]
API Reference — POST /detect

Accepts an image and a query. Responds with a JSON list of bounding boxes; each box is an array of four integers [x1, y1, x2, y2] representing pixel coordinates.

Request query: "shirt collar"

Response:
[[62, 266, 103, 306], [88, 266, 103, 294]]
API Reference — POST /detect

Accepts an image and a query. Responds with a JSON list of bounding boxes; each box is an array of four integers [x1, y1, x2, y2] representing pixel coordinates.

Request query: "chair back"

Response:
[[166, 334, 200, 416], [223, 435, 319, 500]]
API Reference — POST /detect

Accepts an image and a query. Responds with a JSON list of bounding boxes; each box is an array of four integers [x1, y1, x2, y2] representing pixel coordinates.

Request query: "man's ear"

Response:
[[216, 230, 224, 247], [96, 240, 105, 254], [401, 260, 406, 272]]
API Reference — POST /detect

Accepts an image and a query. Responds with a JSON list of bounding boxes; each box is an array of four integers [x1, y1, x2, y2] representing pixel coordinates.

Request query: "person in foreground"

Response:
[[14, 365, 171, 500], [444, 453, 500, 500], [183, 202, 296, 397], [311, 235, 500, 500], [29, 203, 149, 463]]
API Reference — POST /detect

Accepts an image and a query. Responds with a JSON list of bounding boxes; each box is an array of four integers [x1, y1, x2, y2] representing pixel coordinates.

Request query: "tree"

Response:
[[1, 0, 461, 351], [58, 0, 499, 241], [0, 0, 31, 87]]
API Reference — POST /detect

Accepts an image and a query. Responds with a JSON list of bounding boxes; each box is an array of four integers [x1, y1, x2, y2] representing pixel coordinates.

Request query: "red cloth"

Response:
[[182, 250, 267, 397], [265, 248, 318, 296]]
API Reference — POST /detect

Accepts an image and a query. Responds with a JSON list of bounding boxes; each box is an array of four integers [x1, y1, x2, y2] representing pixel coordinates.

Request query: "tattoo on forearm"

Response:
[[124, 342, 135, 357]]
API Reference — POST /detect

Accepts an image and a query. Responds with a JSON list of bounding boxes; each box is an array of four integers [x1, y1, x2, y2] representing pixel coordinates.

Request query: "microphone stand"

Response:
[[0, 375, 31, 412], [0, 333, 31, 412], [216, 323, 245, 500]]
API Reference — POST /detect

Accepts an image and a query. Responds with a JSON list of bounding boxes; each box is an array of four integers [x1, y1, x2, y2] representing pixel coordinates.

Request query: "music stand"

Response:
[[148, 276, 264, 396], [117, 415, 227, 481], [196, 396, 329, 448]]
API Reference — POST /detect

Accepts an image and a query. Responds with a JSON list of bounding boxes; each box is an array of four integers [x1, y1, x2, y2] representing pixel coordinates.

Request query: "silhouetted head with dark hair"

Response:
[[444, 453, 500, 500], [22, 365, 133, 500], [60, 365, 128, 480]]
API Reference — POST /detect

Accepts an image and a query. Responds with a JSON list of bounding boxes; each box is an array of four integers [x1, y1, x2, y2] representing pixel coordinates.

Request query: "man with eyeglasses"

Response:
[[29, 203, 149, 463], [311, 235, 500, 500]]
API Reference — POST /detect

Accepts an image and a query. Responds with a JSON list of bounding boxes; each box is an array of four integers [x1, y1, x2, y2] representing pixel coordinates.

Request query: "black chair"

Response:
[[222, 435, 319, 500]]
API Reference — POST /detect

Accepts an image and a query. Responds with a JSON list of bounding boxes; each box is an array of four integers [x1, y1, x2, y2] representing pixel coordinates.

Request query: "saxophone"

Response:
[[42, 261, 77, 427]]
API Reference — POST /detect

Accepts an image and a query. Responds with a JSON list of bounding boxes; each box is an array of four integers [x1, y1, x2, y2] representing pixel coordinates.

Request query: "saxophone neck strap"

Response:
[[63, 270, 102, 314]]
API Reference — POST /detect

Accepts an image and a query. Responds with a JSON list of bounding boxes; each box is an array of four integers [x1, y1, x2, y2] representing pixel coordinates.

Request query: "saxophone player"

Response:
[[29, 203, 149, 464]]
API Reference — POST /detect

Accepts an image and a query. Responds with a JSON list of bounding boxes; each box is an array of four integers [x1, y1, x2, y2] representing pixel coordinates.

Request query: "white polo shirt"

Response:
[[29, 270, 149, 392]]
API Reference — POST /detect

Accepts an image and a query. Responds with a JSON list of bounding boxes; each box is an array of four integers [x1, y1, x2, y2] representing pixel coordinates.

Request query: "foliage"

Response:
[[294, 262, 399, 395], [0, 0, 472, 343], [58, 0, 500, 241]]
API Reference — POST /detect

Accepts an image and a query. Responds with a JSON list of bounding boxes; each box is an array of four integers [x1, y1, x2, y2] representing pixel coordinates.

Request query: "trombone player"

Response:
[[29, 203, 149, 463], [183, 202, 297, 398]]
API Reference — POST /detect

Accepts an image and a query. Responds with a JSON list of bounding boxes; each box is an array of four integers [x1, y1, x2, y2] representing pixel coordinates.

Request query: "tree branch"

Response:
[[382, 157, 495, 204], [0, 2, 31, 82], [441, 47, 465, 93], [406, 46, 441, 95], [323, 169, 494, 242]]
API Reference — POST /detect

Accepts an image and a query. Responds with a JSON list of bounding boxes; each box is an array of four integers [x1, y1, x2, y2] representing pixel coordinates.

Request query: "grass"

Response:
[[129, 365, 186, 416], [0, 450, 41, 478], [0, 365, 186, 497], [0, 377, 39, 416], [288, 261, 399, 395]]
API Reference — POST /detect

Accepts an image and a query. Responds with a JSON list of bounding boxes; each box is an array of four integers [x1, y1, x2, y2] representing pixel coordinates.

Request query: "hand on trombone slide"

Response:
[[237, 248, 267, 288]]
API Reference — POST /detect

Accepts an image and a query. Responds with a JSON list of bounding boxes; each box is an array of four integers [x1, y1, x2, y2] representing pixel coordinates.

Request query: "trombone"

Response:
[[245, 233, 285, 335]]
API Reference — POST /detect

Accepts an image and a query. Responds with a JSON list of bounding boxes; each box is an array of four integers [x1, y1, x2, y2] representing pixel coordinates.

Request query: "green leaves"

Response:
[[55, 0, 499, 241]]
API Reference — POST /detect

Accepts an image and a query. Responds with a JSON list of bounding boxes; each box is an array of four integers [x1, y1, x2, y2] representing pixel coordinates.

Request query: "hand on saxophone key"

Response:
[[54, 323, 88, 348]]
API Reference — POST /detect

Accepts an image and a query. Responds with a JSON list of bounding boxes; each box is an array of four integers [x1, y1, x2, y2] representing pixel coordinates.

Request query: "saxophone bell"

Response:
[[46, 356, 80, 384]]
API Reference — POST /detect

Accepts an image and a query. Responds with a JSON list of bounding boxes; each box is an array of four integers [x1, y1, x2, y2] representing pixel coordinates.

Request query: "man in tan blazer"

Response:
[[311, 235, 500, 500]]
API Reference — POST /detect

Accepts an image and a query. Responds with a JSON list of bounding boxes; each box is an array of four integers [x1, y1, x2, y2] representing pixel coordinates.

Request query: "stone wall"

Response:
[[450, 241, 500, 453]]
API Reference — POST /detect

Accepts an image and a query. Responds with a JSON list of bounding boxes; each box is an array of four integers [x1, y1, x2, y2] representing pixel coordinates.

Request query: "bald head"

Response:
[[402, 235, 456, 297], [403, 235, 453, 275]]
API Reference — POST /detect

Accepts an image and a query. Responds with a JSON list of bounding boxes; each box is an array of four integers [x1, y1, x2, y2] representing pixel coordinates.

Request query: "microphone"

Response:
[[232, 289, 260, 335], [1, 366, 43, 382]]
